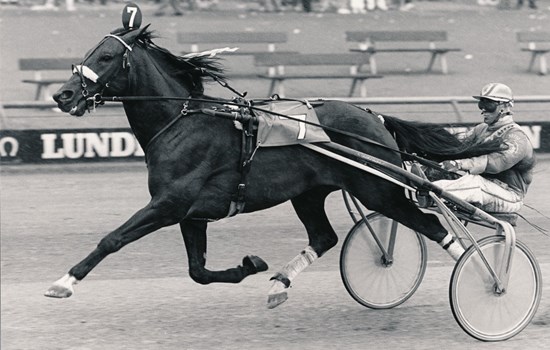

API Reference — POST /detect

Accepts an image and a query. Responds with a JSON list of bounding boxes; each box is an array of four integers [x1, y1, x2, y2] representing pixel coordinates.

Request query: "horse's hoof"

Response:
[[243, 255, 268, 274], [267, 291, 288, 309], [44, 274, 77, 298], [44, 284, 73, 298]]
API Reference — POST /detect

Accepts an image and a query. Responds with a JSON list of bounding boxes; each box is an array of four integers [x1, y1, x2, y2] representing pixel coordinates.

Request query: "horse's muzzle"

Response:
[[52, 89, 74, 105], [53, 89, 87, 116]]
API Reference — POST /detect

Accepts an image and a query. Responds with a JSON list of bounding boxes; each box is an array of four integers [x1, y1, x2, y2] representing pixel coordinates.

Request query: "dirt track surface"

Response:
[[2, 158, 550, 349]]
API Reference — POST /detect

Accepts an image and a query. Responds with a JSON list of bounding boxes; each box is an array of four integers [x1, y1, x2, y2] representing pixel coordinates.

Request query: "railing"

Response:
[[2, 96, 550, 163], [326, 95, 550, 122], [2, 95, 550, 123], [1, 101, 124, 109]]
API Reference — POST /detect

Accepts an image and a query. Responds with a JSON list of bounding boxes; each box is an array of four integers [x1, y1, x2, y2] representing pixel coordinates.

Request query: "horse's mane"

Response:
[[116, 28, 227, 96]]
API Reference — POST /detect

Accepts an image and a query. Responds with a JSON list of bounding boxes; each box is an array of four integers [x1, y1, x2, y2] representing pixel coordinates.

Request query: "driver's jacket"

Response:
[[456, 115, 536, 197]]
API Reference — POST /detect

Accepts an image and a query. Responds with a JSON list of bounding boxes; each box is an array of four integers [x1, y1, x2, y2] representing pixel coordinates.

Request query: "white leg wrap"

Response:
[[439, 233, 465, 261], [267, 246, 318, 309], [55, 274, 78, 288], [280, 246, 318, 282], [438, 233, 454, 248]]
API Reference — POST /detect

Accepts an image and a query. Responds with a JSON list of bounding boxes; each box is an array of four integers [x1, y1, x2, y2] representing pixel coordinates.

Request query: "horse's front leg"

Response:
[[180, 219, 268, 284], [44, 201, 181, 298]]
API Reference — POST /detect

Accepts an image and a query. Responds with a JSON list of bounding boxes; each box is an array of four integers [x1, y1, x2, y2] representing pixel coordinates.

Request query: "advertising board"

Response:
[[1, 123, 548, 164]]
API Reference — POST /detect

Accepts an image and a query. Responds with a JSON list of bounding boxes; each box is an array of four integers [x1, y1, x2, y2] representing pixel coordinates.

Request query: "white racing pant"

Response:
[[434, 174, 523, 213]]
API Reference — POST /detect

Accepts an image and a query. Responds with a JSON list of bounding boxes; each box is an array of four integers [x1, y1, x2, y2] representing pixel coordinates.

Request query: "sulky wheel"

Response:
[[449, 235, 542, 341], [340, 212, 427, 309]]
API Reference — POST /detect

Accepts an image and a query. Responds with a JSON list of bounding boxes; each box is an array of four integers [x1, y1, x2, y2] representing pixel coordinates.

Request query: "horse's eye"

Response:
[[100, 55, 114, 62]]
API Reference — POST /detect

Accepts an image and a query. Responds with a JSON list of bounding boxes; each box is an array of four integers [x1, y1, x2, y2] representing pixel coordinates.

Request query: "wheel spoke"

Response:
[[340, 213, 427, 309], [450, 236, 542, 341]]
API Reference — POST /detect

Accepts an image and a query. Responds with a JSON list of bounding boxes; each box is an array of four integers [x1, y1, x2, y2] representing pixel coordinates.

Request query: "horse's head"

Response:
[[53, 26, 148, 116], [54, 25, 227, 117]]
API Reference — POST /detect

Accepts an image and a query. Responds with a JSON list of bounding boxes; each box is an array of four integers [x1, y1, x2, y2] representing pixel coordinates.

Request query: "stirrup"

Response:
[[416, 190, 434, 208], [410, 163, 428, 180], [410, 163, 433, 208]]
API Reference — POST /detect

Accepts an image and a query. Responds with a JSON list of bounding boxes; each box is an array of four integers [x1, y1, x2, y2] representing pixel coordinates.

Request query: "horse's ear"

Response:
[[110, 27, 128, 35], [134, 24, 151, 40], [139, 24, 151, 36], [122, 24, 151, 44]]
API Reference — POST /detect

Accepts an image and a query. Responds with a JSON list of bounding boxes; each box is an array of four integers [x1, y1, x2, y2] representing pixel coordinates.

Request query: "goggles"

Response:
[[477, 98, 500, 113]]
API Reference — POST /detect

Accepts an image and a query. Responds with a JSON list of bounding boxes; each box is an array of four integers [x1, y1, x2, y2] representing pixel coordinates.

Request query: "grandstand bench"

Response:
[[517, 31, 550, 75], [346, 30, 462, 75], [177, 31, 298, 81], [254, 53, 383, 97], [177, 31, 294, 55], [19, 58, 79, 101]]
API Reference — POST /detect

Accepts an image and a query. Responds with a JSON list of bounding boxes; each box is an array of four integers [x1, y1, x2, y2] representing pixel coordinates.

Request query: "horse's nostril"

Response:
[[53, 90, 74, 102]]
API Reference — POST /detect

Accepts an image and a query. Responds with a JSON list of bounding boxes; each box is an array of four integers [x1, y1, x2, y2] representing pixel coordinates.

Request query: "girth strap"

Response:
[[227, 110, 258, 217]]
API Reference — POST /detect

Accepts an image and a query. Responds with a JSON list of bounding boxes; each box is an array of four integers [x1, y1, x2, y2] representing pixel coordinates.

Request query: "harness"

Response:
[[227, 104, 258, 217], [69, 31, 454, 220]]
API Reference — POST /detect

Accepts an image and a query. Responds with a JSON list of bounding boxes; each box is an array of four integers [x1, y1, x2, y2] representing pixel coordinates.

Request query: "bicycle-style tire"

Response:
[[449, 235, 542, 341], [340, 212, 428, 309]]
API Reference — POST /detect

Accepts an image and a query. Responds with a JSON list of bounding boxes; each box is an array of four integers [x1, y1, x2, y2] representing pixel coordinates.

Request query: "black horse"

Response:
[[47, 26, 501, 308]]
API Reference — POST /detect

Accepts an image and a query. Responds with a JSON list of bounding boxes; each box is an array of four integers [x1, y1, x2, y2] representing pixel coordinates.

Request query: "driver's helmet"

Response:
[[473, 83, 514, 105]]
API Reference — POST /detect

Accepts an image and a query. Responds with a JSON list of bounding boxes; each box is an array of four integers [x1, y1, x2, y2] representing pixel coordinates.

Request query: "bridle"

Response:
[[72, 33, 134, 112]]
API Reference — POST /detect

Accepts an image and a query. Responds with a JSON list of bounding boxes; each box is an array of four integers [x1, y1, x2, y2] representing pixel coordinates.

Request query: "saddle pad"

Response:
[[254, 101, 330, 147]]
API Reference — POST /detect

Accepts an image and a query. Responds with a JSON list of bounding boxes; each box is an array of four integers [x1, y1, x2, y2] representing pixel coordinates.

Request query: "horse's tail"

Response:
[[381, 114, 503, 162]]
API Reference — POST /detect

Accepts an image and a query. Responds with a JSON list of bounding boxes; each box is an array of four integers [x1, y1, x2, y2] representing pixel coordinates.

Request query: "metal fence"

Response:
[[3, 95, 549, 122], [321, 95, 550, 123]]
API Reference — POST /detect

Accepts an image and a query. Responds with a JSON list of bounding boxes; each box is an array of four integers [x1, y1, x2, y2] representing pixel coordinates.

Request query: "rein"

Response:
[[100, 95, 449, 172], [77, 32, 450, 175], [70, 29, 460, 218]]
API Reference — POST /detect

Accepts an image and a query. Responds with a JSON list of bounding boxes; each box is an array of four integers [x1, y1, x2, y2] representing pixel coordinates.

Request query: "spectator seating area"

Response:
[[17, 30, 549, 101]]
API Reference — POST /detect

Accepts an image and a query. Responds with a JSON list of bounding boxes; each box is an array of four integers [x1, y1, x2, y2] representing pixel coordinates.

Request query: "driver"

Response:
[[433, 83, 536, 214]]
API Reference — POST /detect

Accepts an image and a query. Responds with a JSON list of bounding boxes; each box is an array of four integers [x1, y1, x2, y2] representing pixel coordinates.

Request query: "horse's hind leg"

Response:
[[268, 187, 338, 309], [180, 219, 268, 284], [45, 202, 181, 298], [358, 185, 465, 261]]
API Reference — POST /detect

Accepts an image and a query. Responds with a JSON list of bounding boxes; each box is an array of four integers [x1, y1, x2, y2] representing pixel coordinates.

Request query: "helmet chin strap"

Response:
[[488, 107, 512, 125]]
